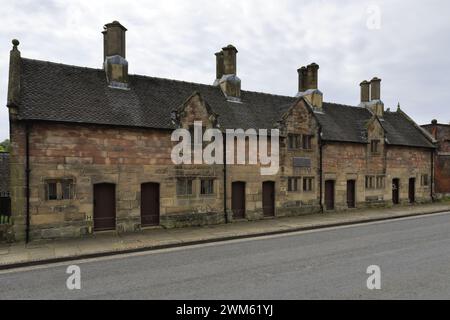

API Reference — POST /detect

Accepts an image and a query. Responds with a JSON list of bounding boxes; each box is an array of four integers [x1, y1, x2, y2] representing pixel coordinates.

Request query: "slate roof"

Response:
[[0, 153, 9, 196], [17, 58, 435, 149]]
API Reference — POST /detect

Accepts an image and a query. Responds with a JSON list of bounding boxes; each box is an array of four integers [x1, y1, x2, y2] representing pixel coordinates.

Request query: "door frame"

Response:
[[231, 181, 246, 220], [141, 182, 160, 227], [93, 183, 116, 232], [408, 177, 415, 203], [346, 179, 356, 208], [324, 180, 335, 210], [392, 178, 400, 205], [262, 181, 275, 217]]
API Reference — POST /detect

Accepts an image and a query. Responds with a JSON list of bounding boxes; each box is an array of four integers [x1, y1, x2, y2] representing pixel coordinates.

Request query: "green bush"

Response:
[[0, 139, 10, 152]]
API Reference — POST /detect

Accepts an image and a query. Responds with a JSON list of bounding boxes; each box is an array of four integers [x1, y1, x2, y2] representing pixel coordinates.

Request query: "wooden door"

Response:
[[325, 180, 335, 210], [262, 181, 275, 217], [392, 178, 400, 204], [93, 183, 116, 231], [0, 197, 11, 217], [141, 183, 160, 227], [409, 178, 415, 203], [232, 182, 246, 219], [346, 180, 356, 208]]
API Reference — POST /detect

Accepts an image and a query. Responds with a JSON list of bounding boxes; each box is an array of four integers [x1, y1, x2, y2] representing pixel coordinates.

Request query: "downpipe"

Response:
[[25, 121, 31, 243]]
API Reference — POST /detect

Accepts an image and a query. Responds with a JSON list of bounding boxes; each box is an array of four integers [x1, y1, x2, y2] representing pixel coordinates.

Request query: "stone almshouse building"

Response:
[[422, 121, 450, 197], [6, 22, 436, 241]]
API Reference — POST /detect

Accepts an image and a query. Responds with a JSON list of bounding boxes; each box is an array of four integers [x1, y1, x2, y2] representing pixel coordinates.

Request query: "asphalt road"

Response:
[[1, 212, 450, 299]]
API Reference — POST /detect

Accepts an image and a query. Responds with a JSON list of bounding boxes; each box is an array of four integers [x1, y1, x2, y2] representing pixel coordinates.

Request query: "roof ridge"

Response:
[[323, 101, 358, 108], [129, 72, 218, 89], [22, 57, 103, 73], [240, 89, 295, 99], [422, 123, 450, 127]]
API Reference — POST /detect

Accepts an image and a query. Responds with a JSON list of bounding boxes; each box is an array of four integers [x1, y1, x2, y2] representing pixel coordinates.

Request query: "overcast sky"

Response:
[[1, 0, 450, 141]]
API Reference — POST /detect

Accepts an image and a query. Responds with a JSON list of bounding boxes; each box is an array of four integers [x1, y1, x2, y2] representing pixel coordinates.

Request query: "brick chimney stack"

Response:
[[296, 63, 323, 110], [359, 77, 384, 117], [306, 63, 319, 90], [297, 66, 307, 92], [214, 51, 224, 84], [360, 80, 370, 103], [222, 45, 237, 75], [370, 77, 381, 101], [214, 45, 241, 101], [102, 21, 129, 89]]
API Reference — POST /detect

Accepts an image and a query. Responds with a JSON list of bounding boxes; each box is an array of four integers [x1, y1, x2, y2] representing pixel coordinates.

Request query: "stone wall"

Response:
[[14, 122, 224, 240], [422, 123, 450, 195], [7, 97, 434, 241], [321, 142, 433, 210]]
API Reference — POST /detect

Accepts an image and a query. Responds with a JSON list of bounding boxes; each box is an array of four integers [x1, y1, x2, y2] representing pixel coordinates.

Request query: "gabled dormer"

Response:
[[174, 91, 218, 130], [366, 115, 385, 156]]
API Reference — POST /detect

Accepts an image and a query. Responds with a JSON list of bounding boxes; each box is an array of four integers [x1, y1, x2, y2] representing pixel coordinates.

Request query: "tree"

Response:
[[0, 139, 10, 152]]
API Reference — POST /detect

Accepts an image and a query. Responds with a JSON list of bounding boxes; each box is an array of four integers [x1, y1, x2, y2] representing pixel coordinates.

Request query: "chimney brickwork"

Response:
[[296, 63, 322, 110], [370, 77, 381, 101], [360, 80, 370, 103], [214, 45, 241, 101], [103, 21, 129, 89], [359, 77, 384, 117]]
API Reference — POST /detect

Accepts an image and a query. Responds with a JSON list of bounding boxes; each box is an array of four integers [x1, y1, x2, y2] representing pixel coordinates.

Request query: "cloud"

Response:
[[1, 0, 449, 140]]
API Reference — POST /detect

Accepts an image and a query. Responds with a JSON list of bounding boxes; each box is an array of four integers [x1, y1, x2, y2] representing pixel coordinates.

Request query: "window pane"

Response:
[[371, 140, 379, 153], [187, 179, 193, 194], [47, 182, 57, 200], [422, 174, 428, 186], [288, 135, 295, 149], [296, 135, 301, 149], [61, 180, 73, 199], [176, 179, 184, 195], [177, 178, 193, 195], [303, 135, 312, 149], [303, 178, 313, 191], [201, 179, 214, 195]]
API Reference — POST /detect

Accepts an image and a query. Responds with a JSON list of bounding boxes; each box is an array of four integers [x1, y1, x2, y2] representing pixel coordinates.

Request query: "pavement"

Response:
[[1, 209, 450, 299], [1, 202, 450, 270]]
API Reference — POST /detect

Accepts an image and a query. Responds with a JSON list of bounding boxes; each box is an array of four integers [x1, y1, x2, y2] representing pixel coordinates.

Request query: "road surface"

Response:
[[1, 212, 450, 299]]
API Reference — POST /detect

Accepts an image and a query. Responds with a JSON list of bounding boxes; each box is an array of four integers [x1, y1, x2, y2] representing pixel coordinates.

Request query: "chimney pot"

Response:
[[306, 63, 319, 90], [222, 44, 238, 75], [297, 67, 307, 92], [360, 80, 370, 102], [215, 51, 224, 81], [370, 77, 381, 100], [103, 20, 127, 61]]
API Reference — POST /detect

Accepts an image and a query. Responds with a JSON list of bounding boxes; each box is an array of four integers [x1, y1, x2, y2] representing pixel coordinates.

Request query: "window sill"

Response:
[[176, 194, 195, 199], [200, 194, 215, 197], [287, 149, 313, 152], [44, 199, 75, 203]]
